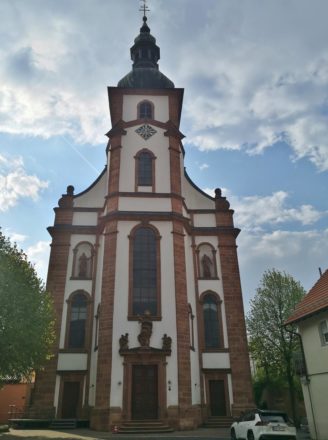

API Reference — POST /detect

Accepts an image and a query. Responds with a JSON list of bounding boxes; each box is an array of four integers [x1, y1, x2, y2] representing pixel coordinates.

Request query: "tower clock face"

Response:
[[135, 124, 157, 140]]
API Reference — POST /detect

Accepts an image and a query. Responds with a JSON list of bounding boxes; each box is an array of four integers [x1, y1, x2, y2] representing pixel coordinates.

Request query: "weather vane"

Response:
[[139, 0, 150, 18]]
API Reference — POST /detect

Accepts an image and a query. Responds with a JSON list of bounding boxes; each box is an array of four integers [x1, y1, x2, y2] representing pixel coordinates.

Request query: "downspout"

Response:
[[284, 325, 318, 439]]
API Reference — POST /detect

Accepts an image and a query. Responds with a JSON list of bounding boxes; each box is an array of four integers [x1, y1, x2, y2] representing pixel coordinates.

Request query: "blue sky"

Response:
[[0, 0, 327, 312]]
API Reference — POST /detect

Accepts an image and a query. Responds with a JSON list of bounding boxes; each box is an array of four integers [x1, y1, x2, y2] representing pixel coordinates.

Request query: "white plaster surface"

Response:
[[72, 212, 98, 226], [182, 175, 214, 210], [193, 213, 216, 227], [73, 171, 107, 208], [57, 353, 88, 371], [202, 352, 230, 369], [299, 313, 328, 440], [119, 127, 171, 193], [119, 197, 171, 212]]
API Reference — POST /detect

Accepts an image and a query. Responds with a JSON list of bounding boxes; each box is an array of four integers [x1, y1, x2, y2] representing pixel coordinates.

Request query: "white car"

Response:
[[231, 409, 297, 440]]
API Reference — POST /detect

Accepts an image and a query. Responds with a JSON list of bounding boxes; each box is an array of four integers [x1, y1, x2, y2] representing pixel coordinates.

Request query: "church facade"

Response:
[[30, 15, 253, 431]]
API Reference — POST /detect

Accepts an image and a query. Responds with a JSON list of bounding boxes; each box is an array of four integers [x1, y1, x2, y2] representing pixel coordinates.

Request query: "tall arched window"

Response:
[[202, 293, 222, 349], [138, 100, 154, 119], [130, 225, 161, 317], [135, 149, 156, 190], [67, 291, 89, 349]]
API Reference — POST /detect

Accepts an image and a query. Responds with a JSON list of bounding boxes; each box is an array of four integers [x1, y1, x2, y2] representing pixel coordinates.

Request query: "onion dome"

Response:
[[118, 16, 174, 89]]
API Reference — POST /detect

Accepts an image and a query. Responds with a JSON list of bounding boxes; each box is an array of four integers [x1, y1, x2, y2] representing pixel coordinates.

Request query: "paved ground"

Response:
[[0, 426, 230, 440], [0, 428, 312, 440]]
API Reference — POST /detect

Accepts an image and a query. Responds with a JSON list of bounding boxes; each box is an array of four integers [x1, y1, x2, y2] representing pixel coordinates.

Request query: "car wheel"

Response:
[[247, 431, 255, 440], [231, 428, 237, 440]]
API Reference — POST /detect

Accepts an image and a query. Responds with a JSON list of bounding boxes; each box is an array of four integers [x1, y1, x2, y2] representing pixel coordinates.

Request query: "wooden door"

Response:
[[209, 379, 227, 416], [131, 365, 158, 420], [61, 381, 80, 418]]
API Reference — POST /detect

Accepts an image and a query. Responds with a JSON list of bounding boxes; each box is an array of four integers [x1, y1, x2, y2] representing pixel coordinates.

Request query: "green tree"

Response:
[[0, 230, 55, 384], [247, 269, 306, 423]]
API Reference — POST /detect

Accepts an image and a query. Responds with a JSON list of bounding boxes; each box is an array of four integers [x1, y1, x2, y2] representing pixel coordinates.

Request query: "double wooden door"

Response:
[[131, 365, 158, 420]]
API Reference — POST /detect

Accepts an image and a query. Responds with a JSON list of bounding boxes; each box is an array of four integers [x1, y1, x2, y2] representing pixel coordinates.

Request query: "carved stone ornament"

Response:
[[119, 333, 129, 350], [138, 312, 153, 347], [135, 124, 157, 140], [162, 334, 172, 351]]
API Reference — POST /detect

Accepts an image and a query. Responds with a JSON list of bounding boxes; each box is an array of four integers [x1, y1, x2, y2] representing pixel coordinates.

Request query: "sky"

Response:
[[0, 0, 327, 313]]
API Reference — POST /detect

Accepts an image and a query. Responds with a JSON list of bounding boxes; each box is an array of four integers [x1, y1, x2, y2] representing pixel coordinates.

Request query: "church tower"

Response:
[[30, 11, 253, 431]]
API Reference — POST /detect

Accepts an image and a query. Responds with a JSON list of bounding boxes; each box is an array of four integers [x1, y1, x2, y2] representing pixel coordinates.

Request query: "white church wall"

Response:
[[72, 211, 98, 226], [109, 220, 179, 407], [119, 127, 171, 193], [153, 221, 179, 406], [119, 197, 171, 212], [88, 235, 105, 406], [123, 95, 169, 122], [193, 213, 216, 228], [57, 353, 88, 371], [182, 175, 214, 210], [202, 353, 231, 369], [184, 233, 201, 405], [73, 171, 107, 208]]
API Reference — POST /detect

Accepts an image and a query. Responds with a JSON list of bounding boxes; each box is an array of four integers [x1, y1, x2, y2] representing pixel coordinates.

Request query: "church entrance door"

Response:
[[209, 380, 227, 416], [61, 381, 80, 418], [131, 365, 158, 419]]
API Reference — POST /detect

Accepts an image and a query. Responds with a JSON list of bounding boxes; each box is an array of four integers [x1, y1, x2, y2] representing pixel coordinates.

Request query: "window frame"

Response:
[[319, 319, 328, 346], [137, 100, 154, 120], [134, 148, 156, 192], [65, 290, 92, 352], [200, 291, 224, 352], [128, 224, 162, 320]]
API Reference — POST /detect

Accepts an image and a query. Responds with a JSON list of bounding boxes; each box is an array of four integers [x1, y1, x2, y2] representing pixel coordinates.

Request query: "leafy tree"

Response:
[[0, 230, 55, 384], [247, 269, 306, 423]]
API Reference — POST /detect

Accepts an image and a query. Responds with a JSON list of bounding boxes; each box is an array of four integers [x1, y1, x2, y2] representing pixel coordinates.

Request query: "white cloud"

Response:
[[199, 163, 209, 171], [201, 188, 324, 228], [0, 1, 327, 170], [231, 191, 323, 229], [0, 154, 48, 211], [26, 240, 50, 282]]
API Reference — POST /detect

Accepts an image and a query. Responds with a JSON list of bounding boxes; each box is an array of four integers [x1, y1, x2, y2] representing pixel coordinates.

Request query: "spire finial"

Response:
[[139, 0, 149, 20]]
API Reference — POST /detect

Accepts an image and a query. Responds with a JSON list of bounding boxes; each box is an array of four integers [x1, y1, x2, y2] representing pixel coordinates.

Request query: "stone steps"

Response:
[[203, 416, 234, 428], [50, 419, 77, 430], [117, 420, 174, 434]]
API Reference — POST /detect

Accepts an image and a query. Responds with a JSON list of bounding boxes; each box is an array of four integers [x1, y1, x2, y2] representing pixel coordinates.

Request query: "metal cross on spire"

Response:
[[139, 0, 150, 18]]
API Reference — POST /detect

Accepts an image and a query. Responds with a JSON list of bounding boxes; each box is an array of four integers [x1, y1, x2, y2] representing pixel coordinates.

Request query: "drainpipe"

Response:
[[284, 325, 318, 440]]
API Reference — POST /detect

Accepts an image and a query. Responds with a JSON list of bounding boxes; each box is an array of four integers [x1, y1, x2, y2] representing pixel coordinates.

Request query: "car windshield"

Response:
[[261, 413, 288, 423]]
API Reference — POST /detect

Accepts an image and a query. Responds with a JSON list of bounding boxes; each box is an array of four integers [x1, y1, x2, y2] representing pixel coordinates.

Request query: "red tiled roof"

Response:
[[285, 268, 328, 325]]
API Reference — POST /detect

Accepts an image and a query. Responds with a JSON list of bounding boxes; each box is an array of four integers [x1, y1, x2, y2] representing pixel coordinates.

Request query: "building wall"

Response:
[[300, 311, 328, 440]]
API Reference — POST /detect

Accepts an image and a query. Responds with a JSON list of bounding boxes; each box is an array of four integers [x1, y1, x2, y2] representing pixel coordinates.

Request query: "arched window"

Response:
[[135, 149, 156, 190], [138, 100, 154, 119], [72, 242, 94, 279], [202, 293, 222, 349], [66, 291, 90, 349], [129, 225, 161, 318]]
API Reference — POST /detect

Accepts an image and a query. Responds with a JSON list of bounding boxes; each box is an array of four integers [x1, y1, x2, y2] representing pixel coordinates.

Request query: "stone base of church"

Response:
[[231, 403, 253, 418], [89, 407, 111, 431], [167, 405, 202, 430], [27, 405, 55, 419]]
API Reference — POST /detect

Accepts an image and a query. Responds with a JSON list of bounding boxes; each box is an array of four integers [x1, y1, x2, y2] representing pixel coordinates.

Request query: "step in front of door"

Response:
[[203, 416, 234, 428], [50, 419, 77, 430], [117, 420, 174, 434]]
